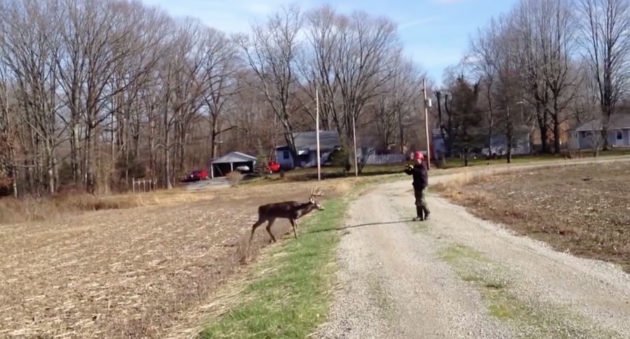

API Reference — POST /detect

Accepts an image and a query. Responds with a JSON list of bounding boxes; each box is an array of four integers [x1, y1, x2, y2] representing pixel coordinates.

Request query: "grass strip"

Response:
[[439, 244, 621, 339], [200, 196, 349, 338]]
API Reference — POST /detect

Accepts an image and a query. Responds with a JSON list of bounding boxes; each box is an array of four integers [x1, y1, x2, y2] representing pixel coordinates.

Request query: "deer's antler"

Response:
[[310, 186, 324, 198]]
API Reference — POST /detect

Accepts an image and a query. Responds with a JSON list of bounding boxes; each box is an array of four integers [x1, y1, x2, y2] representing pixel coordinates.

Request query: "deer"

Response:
[[249, 187, 325, 244]]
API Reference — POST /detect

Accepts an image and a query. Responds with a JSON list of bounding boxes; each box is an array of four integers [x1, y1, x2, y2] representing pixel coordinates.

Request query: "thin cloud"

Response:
[[398, 16, 441, 30], [433, 0, 467, 4]]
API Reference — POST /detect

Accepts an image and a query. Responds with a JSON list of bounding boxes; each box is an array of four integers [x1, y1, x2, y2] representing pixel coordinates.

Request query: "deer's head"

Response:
[[309, 187, 325, 211]]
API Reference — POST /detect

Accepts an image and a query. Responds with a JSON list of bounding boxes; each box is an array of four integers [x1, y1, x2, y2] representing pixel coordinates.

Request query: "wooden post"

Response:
[[132, 178, 135, 193]]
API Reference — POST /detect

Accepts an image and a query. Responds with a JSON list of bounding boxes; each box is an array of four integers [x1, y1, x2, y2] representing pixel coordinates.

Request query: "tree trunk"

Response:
[[535, 102, 548, 154], [464, 147, 469, 167], [506, 106, 513, 164], [47, 147, 55, 195], [553, 97, 561, 154], [398, 109, 404, 154], [70, 122, 79, 184], [210, 116, 218, 160], [553, 115, 561, 154]]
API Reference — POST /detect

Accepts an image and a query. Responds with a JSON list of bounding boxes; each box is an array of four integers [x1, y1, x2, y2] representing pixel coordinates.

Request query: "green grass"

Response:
[[436, 149, 630, 169], [242, 164, 408, 186], [438, 244, 621, 338], [200, 195, 351, 338]]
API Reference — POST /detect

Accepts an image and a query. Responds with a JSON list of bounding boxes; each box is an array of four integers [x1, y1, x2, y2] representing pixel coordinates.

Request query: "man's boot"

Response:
[[414, 206, 424, 221], [423, 206, 430, 220]]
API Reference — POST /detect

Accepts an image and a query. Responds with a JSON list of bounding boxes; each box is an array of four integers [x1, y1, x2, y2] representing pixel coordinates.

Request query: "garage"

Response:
[[210, 152, 257, 178]]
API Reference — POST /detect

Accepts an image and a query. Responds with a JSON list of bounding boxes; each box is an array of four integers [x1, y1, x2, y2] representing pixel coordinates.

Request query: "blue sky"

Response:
[[141, 0, 517, 85]]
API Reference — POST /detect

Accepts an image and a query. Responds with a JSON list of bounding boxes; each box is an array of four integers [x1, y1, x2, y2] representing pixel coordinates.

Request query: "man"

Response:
[[404, 151, 430, 221]]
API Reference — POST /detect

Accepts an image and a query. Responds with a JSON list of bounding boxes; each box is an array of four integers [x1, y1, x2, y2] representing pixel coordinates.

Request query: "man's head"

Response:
[[414, 151, 424, 164]]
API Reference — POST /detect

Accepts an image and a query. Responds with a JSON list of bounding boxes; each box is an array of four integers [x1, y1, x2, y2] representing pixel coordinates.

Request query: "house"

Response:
[[433, 126, 532, 158], [482, 130, 532, 157], [275, 131, 341, 169], [573, 114, 630, 149], [210, 151, 257, 178]]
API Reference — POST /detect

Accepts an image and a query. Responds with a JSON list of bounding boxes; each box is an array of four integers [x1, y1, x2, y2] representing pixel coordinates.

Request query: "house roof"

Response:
[[212, 151, 257, 164], [278, 131, 341, 151], [575, 114, 630, 132]]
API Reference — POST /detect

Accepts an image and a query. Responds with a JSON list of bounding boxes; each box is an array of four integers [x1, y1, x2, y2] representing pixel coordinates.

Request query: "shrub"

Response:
[[226, 171, 244, 187]]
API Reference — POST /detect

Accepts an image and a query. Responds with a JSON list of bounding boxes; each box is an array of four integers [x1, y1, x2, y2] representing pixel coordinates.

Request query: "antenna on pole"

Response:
[[423, 78, 432, 170]]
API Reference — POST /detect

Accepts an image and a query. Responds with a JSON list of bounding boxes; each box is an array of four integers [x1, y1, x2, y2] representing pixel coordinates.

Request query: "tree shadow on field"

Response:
[[307, 219, 414, 235]]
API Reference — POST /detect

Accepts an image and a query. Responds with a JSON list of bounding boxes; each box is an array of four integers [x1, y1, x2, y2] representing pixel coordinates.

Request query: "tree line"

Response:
[[438, 0, 630, 163], [0, 0, 428, 196]]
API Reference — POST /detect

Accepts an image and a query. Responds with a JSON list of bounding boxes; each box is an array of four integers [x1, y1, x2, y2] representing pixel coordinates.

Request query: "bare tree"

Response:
[[369, 56, 423, 153], [1, 0, 64, 194], [299, 5, 341, 131], [579, 0, 630, 150], [332, 11, 400, 169], [201, 29, 239, 160], [237, 5, 302, 158], [470, 18, 503, 156], [516, 0, 578, 153]]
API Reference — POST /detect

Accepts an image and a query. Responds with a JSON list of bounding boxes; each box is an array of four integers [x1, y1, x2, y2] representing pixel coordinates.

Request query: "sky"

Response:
[[141, 0, 517, 86]]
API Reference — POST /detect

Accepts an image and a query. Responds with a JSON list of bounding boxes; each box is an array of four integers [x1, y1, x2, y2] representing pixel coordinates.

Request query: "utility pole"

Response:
[[316, 86, 321, 181], [422, 78, 431, 169], [353, 114, 358, 177]]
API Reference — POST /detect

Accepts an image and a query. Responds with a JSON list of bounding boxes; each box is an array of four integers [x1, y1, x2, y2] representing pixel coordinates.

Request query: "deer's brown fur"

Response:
[[249, 187, 324, 243]]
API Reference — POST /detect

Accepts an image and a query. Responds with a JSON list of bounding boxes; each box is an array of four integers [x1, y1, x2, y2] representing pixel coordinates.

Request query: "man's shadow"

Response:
[[307, 219, 414, 234]]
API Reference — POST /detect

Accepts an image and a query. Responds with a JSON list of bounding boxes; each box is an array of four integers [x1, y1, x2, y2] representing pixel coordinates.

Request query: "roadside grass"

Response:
[[439, 244, 621, 338], [199, 189, 359, 338]]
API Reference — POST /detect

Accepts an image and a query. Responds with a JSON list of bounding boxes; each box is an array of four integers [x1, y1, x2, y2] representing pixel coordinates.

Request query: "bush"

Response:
[[226, 171, 244, 187]]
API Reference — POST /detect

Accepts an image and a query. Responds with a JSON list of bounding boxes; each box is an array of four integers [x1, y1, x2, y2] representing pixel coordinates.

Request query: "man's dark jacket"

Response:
[[405, 163, 428, 190]]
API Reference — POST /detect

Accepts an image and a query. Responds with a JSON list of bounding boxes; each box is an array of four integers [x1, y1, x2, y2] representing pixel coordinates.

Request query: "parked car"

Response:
[[267, 160, 281, 173], [236, 165, 250, 172], [182, 169, 209, 182]]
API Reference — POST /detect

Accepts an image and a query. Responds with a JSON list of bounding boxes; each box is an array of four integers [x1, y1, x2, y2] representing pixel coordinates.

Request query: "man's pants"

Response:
[[414, 188, 430, 219]]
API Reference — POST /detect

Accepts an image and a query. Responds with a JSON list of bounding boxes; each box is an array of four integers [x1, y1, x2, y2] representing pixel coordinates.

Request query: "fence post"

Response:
[[132, 178, 135, 193]]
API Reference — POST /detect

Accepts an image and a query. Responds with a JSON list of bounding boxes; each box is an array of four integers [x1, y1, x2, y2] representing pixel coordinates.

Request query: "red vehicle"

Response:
[[182, 169, 209, 182], [267, 160, 281, 173]]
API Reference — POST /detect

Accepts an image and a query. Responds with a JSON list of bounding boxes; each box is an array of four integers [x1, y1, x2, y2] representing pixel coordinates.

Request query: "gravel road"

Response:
[[316, 171, 630, 338]]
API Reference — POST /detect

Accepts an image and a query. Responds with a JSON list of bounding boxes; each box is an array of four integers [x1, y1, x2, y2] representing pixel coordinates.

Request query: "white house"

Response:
[[574, 114, 630, 149]]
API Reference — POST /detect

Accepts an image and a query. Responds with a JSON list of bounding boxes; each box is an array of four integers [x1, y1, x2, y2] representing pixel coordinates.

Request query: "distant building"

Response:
[[210, 151, 257, 178], [275, 131, 341, 170], [573, 114, 630, 149]]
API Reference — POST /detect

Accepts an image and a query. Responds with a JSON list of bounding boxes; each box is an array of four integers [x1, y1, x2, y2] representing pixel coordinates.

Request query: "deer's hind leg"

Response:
[[265, 218, 277, 243], [249, 218, 265, 244]]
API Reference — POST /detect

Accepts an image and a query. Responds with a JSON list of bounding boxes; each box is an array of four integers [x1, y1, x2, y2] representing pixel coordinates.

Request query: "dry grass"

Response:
[[0, 178, 355, 338], [434, 162, 630, 273], [0, 189, 218, 225]]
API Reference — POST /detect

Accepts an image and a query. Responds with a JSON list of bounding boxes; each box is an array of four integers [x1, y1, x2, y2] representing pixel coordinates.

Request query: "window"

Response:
[[283, 150, 290, 160], [617, 131, 623, 140]]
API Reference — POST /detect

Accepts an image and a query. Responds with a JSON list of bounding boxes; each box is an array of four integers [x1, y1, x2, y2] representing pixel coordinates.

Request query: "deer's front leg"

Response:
[[289, 218, 298, 239], [266, 218, 277, 243]]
